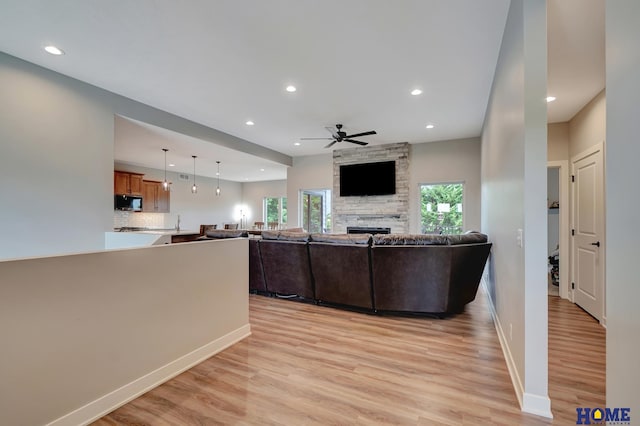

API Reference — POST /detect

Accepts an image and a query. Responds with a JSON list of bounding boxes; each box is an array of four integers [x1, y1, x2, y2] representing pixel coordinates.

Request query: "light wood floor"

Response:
[[94, 291, 604, 425]]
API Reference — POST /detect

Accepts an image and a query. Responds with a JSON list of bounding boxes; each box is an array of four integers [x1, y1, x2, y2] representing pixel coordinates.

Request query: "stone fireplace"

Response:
[[333, 142, 409, 233]]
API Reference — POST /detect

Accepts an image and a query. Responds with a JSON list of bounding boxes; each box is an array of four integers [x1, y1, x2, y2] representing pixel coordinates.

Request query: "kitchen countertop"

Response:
[[114, 228, 199, 236]]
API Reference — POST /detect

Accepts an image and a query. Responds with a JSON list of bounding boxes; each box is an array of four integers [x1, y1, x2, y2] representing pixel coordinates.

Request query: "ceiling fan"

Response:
[[300, 124, 377, 148]]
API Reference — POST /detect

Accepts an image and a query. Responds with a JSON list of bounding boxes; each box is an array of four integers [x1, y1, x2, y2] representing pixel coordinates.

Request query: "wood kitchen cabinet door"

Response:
[[129, 174, 143, 195], [142, 180, 170, 213], [114, 171, 144, 196]]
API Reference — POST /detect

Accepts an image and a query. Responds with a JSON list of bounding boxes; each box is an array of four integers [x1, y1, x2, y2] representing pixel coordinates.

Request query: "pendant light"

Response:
[[191, 155, 198, 194], [162, 148, 169, 191], [215, 161, 221, 196]]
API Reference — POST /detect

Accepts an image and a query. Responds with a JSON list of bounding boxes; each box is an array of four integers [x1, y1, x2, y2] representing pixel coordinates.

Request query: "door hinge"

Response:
[[572, 229, 575, 236], [572, 282, 575, 290], [571, 175, 575, 182]]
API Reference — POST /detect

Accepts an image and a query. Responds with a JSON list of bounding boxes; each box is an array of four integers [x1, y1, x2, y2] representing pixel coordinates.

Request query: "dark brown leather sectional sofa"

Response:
[[247, 230, 492, 316]]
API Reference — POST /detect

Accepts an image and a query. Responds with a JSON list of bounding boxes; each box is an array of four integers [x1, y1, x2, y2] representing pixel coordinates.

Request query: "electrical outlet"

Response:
[[516, 229, 523, 248]]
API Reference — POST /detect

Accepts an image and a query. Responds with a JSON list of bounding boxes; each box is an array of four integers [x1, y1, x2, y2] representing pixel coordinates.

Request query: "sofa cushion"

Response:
[[310, 233, 372, 245], [447, 233, 488, 245], [372, 234, 450, 245], [261, 230, 310, 242], [205, 229, 248, 239]]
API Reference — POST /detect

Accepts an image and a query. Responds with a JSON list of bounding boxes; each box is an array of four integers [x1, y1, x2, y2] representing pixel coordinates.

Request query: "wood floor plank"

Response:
[[93, 290, 604, 425]]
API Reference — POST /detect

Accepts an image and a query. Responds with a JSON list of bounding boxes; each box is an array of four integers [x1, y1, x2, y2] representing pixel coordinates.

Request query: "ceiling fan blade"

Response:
[[300, 137, 333, 140], [325, 126, 340, 139], [324, 140, 338, 148], [345, 130, 377, 138], [344, 139, 368, 146]]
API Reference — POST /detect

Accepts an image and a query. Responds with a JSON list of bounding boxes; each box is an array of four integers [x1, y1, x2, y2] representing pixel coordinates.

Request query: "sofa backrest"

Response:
[[310, 233, 372, 245], [372, 232, 488, 246], [261, 230, 310, 242]]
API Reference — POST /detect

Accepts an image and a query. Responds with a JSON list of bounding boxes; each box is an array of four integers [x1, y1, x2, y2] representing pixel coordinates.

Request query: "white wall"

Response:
[[480, 0, 550, 417], [605, 0, 640, 415], [113, 163, 243, 231], [242, 179, 287, 226], [409, 138, 481, 233], [0, 239, 250, 425]]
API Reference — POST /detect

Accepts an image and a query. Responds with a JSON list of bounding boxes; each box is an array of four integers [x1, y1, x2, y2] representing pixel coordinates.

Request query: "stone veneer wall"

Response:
[[333, 142, 409, 233]]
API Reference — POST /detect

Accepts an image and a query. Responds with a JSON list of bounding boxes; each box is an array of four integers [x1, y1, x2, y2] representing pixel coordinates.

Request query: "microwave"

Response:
[[114, 195, 143, 211]]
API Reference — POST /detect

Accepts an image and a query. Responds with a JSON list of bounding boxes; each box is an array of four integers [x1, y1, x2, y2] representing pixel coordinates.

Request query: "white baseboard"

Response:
[[482, 279, 553, 419], [481, 279, 525, 409], [47, 324, 251, 426], [523, 392, 553, 418]]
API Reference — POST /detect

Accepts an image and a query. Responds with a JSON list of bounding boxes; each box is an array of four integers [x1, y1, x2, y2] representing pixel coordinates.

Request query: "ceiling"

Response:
[[0, 1, 604, 182]]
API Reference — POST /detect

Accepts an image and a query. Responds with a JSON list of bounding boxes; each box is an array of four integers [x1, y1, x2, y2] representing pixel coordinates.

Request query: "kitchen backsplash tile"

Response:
[[113, 211, 166, 229]]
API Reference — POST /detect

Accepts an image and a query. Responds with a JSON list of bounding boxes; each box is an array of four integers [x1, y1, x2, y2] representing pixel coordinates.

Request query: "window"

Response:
[[301, 189, 331, 233], [264, 197, 287, 226], [420, 183, 464, 234]]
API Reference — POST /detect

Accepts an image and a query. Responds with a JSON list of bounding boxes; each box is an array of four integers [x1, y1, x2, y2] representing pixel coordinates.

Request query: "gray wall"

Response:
[[241, 179, 287, 226], [0, 51, 288, 260], [569, 90, 606, 158], [606, 0, 640, 415], [481, 0, 550, 416], [0, 52, 114, 259], [286, 139, 482, 234], [410, 138, 481, 233]]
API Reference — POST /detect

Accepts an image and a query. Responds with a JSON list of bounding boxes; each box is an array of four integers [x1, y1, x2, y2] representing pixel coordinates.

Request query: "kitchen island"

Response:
[[105, 228, 201, 249]]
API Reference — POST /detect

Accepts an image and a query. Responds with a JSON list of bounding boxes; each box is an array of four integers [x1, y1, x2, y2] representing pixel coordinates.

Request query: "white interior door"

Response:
[[571, 145, 605, 322]]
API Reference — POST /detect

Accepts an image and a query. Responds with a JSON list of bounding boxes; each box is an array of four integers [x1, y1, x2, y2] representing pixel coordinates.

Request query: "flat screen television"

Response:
[[340, 160, 396, 196]]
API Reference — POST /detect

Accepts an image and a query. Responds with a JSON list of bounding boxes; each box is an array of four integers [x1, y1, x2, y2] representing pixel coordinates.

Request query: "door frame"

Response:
[[547, 160, 570, 300]]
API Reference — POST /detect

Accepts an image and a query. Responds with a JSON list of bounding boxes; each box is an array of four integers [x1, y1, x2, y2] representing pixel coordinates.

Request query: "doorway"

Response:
[[547, 161, 570, 300]]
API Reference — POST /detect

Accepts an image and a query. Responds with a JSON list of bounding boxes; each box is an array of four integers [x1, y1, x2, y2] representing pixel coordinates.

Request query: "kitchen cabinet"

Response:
[[142, 180, 170, 213], [114, 171, 144, 196]]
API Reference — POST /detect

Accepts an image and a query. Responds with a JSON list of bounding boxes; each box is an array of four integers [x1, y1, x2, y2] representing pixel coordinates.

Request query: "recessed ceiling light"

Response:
[[44, 45, 64, 55], [245, 120, 254, 126], [411, 89, 423, 96], [546, 96, 556, 103], [260, 168, 265, 172], [168, 163, 175, 167], [216, 172, 220, 176], [285, 85, 297, 93], [426, 124, 435, 129], [294, 142, 301, 146]]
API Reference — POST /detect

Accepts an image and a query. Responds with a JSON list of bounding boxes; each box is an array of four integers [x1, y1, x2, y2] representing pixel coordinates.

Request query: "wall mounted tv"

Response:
[[340, 160, 396, 196]]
